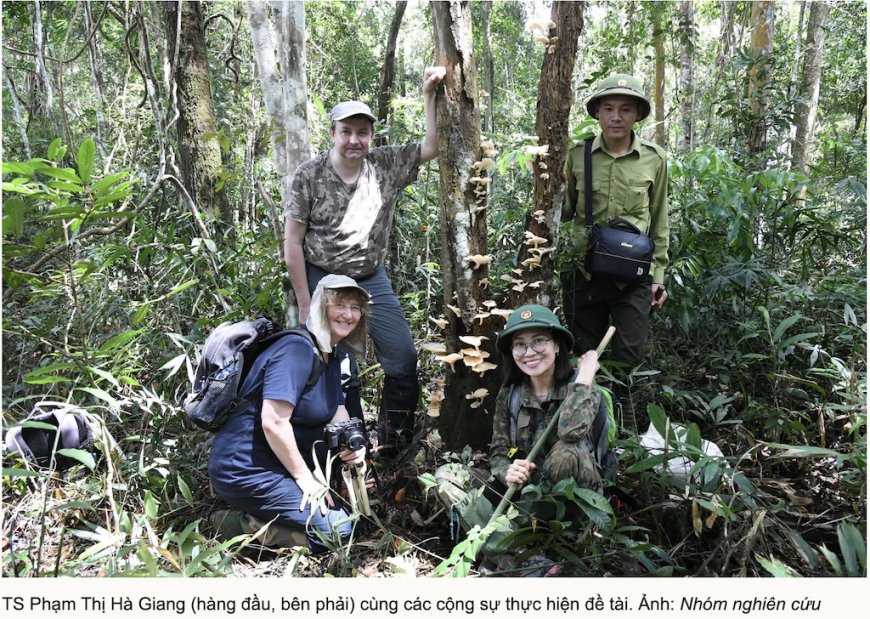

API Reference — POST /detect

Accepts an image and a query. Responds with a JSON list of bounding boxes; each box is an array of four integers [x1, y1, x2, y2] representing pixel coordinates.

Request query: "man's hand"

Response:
[[423, 66, 446, 95], [505, 459, 536, 487], [340, 446, 367, 466], [651, 283, 668, 311]]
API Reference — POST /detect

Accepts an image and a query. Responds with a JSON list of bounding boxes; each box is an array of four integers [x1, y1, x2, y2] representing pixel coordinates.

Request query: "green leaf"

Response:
[[46, 180, 85, 193], [56, 448, 96, 471], [94, 187, 132, 207], [624, 452, 667, 473], [92, 170, 130, 196], [1, 181, 37, 195], [158, 353, 187, 377], [168, 279, 199, 296], [87, 366, 121, 388], [2, 161, 37, 177], [755, 554, 798, 577], [36, 166, 82, 184], [772, 314, 803, 342], [685, 423, 702, 451], [47, 138, 64, 161], [97, 329, 143, 353], [177, 475, 194, 506], [131, 304, 151, 327], [23, 371, 73, 385], [837, 522, 865, 576], [76, 387, 120, 412], [3, 467, 44, 478], [144, 490, 159, 520], [3, 197, 25, 238], [768, 443, 844, 461], [77, 138, 96, 183]]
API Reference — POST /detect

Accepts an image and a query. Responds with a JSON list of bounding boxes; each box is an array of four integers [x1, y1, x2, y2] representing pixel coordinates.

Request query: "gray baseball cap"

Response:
[[330, 100, 376, 124]]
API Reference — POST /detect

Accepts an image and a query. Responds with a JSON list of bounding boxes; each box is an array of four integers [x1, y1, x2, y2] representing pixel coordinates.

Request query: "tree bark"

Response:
[[654, 12, 666, 148], [163, 1, 227, 225], [748, 0, 775, 160], [85, 0, 109, 161], [678, 0, 695, 151], [792, 1, 829, 179], [376, 0, 407, 146], [508, 0, 584, 309], [479, 0, 494, 134], [432, 0, 496, 451], [247, 0, 310, 325]]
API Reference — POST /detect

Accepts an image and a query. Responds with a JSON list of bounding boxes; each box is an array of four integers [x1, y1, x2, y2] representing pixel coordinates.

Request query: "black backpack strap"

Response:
[[249, 327, 323, 395], [508, 383, 521, 447], [584, 138, 594, 228]]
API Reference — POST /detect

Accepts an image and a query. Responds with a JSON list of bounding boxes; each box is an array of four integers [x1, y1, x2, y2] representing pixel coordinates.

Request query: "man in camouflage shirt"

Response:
[[284, 66, 445, 454]]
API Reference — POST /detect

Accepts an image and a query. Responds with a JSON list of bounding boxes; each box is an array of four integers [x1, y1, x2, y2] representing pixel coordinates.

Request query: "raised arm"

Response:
[[420, 66, 446, 163]]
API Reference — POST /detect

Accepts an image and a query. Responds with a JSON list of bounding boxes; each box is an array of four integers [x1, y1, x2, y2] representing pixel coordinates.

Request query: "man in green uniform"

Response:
[[561, 73, 670, 432]]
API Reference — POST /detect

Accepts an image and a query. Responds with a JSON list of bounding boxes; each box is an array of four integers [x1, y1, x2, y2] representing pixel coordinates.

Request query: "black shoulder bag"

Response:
[[583, 139, 655, 284]]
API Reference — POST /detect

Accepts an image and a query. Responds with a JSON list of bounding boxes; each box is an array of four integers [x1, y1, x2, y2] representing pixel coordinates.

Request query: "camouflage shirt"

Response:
[[489, 380, 600, 487], [285, 143, 422, 278]]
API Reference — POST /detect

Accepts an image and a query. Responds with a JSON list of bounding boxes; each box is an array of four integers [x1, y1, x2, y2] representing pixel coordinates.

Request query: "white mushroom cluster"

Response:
[[526, 18, 558, 53]]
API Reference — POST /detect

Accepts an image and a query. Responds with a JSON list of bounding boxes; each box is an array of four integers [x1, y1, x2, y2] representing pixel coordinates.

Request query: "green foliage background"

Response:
[[1, 0, 866, 577]]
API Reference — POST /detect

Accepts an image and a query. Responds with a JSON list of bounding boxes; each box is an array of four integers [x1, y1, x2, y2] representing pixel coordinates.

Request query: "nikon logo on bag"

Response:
[[620, 242, 634, 248]]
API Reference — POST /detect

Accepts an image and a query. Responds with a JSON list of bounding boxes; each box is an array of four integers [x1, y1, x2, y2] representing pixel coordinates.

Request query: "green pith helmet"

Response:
[[586, 73, 651, 121], [496, 304, 574, 355]]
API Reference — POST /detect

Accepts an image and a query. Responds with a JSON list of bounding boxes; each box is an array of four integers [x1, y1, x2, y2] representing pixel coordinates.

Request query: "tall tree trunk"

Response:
[[432, 0, 496, 451], [163, 1, 227, 226], [704, 0, 737, 143], [678, 0, 695, 151], [85, 0, 109, 161], [247, 0, 310, 325], [376, 0, 407, 146], [32, 0, 58, 136], [653, 11, 666, 148], [3, 67, 32, 159], [747, 0, 775, 160], [792, 0, 829, 183], [508, 0, 584, 309], [480, 0, 494, 134]]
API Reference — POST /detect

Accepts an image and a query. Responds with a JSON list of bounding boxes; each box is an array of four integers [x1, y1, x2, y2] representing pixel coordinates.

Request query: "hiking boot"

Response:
[[209, 509, 308, 548]]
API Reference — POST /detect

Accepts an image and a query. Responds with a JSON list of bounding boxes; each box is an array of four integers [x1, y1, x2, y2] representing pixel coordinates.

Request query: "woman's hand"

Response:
[[575, 350, 599, 385], [505, 459, 536, 487], [297, 473, 333, 515]]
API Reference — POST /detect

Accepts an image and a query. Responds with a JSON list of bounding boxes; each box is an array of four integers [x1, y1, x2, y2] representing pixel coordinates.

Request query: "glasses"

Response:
[[511, 337, 552, 355], [331, 303, 363, 316]]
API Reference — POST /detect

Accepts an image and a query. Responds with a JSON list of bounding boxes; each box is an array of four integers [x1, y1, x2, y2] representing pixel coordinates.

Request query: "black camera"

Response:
[[323, 418, 367, 452]]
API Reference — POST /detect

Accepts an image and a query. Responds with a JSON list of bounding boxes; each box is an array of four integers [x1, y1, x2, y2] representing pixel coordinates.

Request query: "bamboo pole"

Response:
[[485, 326, 616, 527]]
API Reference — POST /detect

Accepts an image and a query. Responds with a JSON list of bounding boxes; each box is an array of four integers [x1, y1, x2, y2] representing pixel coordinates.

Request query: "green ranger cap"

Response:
[[586, 73, 651, 121], [496, 304, 574, 355]]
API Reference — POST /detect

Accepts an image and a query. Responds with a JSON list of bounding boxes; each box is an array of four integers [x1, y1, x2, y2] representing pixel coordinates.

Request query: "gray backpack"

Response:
[[183, 318, 322, 431]]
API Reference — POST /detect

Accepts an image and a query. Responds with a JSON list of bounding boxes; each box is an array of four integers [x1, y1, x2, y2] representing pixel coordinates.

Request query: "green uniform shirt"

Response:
[[562, 132, 670, 284]]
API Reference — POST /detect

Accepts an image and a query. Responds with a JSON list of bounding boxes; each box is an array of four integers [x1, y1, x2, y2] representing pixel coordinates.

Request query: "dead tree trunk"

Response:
[[508, 0, 584, 309], [431, 0, 498, 451]]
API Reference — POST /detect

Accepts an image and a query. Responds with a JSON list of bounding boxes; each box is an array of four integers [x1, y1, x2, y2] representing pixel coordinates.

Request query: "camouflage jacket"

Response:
[[285, 143, 422, 278], [489, 380, 600, 486]]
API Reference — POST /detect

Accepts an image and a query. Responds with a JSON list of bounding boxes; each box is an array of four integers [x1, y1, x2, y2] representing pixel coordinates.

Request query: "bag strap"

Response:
[[584, 138, 594, 228], [508, 383, 521, 447]]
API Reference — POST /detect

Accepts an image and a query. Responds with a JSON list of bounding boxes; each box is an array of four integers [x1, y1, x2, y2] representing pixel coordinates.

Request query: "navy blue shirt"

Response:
[[208, 334, 343, 500]]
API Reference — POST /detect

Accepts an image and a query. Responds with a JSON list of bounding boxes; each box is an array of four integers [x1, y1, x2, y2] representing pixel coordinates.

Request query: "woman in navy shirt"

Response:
[[209, 274, 370, 549]]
